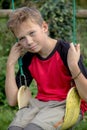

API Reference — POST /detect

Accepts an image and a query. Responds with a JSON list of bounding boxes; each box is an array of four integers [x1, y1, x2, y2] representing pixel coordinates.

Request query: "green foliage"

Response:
[[0, 106, 17, 130], [30, 80, 37, 97], [40, 0, 73, 41], [0, 18, 15, 106], [74, 113, 87, 130], [11, 0, 73, 41], [76, 19, 87, 66], [0, 1, 87, 129]]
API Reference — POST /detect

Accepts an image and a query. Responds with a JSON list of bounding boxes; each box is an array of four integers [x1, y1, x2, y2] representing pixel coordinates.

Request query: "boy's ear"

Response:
[[42, 21, 48, 32]]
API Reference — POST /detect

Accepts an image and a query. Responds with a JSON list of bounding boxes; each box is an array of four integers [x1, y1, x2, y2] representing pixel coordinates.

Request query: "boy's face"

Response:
[[14, 19, 48, 54]]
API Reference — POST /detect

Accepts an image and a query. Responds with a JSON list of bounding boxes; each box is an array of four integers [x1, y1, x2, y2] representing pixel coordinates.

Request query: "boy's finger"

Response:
[[69, 42, 76, 50]]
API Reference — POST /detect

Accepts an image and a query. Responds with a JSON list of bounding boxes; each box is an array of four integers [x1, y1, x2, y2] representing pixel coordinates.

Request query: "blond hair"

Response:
[[7, 7, 44, 32]]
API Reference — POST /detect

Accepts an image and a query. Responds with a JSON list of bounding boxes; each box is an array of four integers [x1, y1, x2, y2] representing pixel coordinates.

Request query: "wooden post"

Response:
[[0, 9, 87, 19], [0, 9, 12, 18], [77, 9, 87, 18]]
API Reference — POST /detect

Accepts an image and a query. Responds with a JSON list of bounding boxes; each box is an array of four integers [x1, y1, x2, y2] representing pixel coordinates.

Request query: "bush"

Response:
[[17, 0, 73, 41], [0, 18, 15, 106], [40, 0, 73, 41]]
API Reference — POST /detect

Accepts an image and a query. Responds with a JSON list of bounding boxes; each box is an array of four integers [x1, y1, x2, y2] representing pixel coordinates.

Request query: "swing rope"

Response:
[[12, 0, 15, 10], [11, 0, 30, 110], [61, 1, 81, 129], [72, 0, 77, 44], [11, 0, 26, 84]]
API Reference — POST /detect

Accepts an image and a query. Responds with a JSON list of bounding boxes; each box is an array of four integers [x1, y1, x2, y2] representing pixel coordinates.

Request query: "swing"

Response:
[[61, 0, 81, 129], [11, 0, 81, 129], [17, 58, 32, 109], [61, 87, 81, 130]]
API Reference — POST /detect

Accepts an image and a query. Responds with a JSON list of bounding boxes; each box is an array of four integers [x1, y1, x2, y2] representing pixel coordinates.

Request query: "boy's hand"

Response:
[[67, 43, 80, 71], [7, 42, 24, 66]]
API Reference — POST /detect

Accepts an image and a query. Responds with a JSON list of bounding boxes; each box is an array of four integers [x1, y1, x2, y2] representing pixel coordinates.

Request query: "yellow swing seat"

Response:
[[17, 85, 32, 109], [61, 87, 81, 130]]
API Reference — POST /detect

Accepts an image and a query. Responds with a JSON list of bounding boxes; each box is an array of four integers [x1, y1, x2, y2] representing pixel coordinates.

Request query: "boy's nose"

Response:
[[26, 35, 33, 46]]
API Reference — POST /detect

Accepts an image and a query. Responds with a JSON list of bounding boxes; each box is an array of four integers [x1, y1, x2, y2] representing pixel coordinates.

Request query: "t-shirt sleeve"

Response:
[[16, 52, 33, 88], [58, 39, 87, 78]]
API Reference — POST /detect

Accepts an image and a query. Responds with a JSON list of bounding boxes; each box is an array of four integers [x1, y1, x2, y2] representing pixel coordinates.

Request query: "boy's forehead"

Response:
[[14, 20, 37, 30], [14, 20, 40, 37], [19, 19, 40, 28]]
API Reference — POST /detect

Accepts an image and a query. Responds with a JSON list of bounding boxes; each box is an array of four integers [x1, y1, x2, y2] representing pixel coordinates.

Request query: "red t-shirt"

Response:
[[29, 51, 71, 101], [16, 39, 87, 115]]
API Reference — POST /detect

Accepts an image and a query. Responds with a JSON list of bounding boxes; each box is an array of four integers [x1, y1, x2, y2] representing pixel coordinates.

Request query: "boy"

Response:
[[5, 7, 87, 130]]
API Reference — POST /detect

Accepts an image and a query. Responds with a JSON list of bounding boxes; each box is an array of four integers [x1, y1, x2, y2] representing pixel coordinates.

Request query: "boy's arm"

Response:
[[67, 43, 87, 101], [5, 63, 18, 106], [5, 43, 23, 106]]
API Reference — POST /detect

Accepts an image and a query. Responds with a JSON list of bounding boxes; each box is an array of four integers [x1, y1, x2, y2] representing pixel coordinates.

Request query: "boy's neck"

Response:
[[38, 38, 57, 58]]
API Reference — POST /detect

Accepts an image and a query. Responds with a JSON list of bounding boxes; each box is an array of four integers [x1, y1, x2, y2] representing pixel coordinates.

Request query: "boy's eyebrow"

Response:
[[18, 30, 35, 40], [18, 36, 25, 40], [17, 31, 30, 40]]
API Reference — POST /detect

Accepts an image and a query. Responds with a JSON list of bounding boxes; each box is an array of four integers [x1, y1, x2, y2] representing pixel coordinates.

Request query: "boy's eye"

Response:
[[29, 31, 35, 36], [19, 36, 25, 41]]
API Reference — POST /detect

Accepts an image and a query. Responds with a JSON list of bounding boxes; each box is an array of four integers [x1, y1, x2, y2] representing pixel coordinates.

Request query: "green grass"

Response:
[[74, 113, 87, 130], [0, 106, 17, 130]]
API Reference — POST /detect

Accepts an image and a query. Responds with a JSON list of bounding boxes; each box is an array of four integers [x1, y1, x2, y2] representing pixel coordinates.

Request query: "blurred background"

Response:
[[0, 0, 87, 129]]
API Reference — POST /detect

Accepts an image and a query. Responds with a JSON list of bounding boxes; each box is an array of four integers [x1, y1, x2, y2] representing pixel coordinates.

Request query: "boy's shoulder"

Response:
[[48, 39, 70, 69], [56, 39, 70, 62], [22, 52, 35, 67], [56, 39, 70, 52]]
